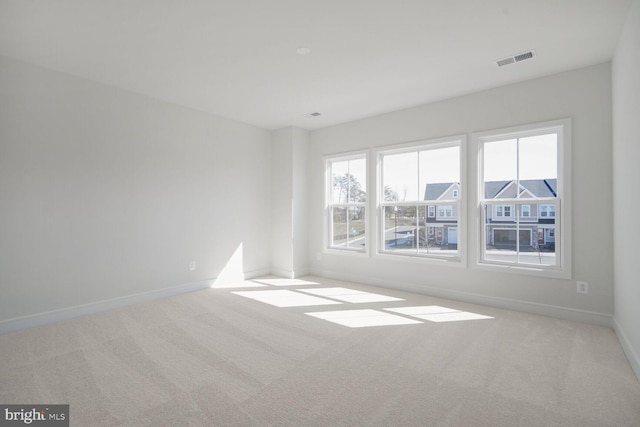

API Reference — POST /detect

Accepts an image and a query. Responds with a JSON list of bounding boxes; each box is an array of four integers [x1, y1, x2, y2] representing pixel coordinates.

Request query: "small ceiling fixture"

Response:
[[496, 49, 536, 67], [296, 47, 311, 55], [305, 112, 321, 118]]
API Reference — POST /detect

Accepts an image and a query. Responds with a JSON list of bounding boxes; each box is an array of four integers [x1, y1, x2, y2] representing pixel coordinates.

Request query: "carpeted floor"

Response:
[[1, 276, 639, 426]]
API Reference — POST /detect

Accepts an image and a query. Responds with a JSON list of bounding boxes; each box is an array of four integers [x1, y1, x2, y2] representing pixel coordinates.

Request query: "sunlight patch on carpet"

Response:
[[253, 278, 320, 287], [297, 287, 403, 303], [211, 281, 267, 289], [305, 309, 422, 328], [386, 306, 494, 322], [232, 290, 342, 307]]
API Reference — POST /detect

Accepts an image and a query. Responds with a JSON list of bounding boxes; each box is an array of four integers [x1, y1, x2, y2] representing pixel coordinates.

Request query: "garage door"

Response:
[[493, 229, 531, 248]]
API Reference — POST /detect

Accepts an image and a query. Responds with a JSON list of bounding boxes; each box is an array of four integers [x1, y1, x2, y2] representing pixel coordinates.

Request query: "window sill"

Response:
[[374, 251, 466, 267], [473, 260, 570, 280]]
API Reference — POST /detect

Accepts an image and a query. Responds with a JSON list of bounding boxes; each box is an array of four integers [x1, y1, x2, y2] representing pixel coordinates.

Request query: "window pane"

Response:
[[348, 158, 367, 203], [419, 146, 460, 200], [331, 161, 348, 203], [331, 159, 366, 204], [419, 205, 458, 256], [484, 203, 557, 266], [331, 206, 366, 250], [484, 205, 517, 263], [331, 207, 348, 247], [383, 152, 418, 201], [383, 206, 417, 251], [518, 134, 557, 182], [483, 139, 517, 198]]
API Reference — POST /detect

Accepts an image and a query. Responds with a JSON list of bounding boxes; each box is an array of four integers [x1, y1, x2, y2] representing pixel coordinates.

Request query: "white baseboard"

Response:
[[0, 279, 214, 335], [309, 268, 613, 327], [613, 317, 640, 383], [270, 267, 295, 278], [244, 268, 272, 279]]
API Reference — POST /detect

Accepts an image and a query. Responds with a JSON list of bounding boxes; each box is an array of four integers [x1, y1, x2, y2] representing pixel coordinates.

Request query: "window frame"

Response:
[[374, 135, 466, 265], [324, 151, 369, 255], [472, 118, 571, 279]]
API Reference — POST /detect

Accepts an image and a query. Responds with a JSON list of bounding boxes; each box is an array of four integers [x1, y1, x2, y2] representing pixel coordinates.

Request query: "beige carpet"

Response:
[[1, 276, 639, 426]]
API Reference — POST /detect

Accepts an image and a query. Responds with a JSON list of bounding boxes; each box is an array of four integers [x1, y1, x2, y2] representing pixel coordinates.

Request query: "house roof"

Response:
[[424, 183, 457, 201], [482, 179, 557, 199], [424, 179, 557, 200]]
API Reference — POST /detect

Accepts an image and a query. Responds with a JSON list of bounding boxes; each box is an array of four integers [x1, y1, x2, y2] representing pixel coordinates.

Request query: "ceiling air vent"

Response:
[[496, 50, 536, 67]]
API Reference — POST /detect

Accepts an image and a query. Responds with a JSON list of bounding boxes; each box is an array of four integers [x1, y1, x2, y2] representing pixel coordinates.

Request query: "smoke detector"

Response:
[[496, 50, 536, 67]]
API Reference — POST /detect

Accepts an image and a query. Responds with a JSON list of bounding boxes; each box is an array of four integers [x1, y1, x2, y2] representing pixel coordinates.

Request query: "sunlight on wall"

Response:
[[212, 243, 246, 288]]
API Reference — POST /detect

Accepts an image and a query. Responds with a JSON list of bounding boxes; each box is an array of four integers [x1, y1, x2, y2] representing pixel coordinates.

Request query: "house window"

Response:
[[325, 153, 367, 252], [438, 206, 453, 218], [539, 204, 555, 217], [377, 136, 464, 260], [474, 119, 571, 278], [494, 205, 513, 218]]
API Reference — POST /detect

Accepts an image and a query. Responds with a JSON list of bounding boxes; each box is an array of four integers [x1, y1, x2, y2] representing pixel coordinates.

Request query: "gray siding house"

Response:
[[423, 179, 556, 250]]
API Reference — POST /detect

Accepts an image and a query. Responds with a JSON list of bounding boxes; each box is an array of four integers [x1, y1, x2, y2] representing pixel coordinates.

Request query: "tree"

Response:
[[333, 173, 366, 203], [384, 186, 398, 202]]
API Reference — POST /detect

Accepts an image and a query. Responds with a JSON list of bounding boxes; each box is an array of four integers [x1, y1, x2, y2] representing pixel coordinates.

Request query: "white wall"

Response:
[[270, 126, 309, 278], [291, 127, 309, 277], [308, 63, 613, 324], [271, 128, 294, 277], [612, 0, 640, 379], [0, 55, 272, 329]]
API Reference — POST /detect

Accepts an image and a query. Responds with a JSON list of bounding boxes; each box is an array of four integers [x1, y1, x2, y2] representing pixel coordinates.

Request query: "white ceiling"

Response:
[[0, 0, 632, 130]]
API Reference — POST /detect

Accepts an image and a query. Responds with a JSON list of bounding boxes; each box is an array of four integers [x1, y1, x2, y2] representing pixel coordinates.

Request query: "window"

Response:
[[539, 204, 555, 217], [494, 205, 513, 218], [377, 136, 463, 260], [325, 153, 367, 252], [475, 119, 571, 278], [438, 206, 453, 218]]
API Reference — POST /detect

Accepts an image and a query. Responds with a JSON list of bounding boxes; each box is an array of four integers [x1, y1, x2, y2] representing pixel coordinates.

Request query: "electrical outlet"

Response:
[[189, 261, 196, 271], [577, 281, 588, 294]]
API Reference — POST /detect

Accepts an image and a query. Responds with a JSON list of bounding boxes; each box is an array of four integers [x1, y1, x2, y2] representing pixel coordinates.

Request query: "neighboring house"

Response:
[[422, 179, 557, 250], [424, 182, 460, 247], [483, 179, 557, 250]]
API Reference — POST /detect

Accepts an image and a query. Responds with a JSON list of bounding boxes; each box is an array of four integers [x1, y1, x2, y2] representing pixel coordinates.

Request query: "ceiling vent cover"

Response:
[[496, 50, 536, 67]]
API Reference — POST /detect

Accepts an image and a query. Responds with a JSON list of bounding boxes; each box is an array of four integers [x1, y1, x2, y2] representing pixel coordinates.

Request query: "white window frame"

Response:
[[473, 119, 571, 279], [374, 135, 466, 265], [324, 151, 368, 254], [521, 204, 531, 218], [427, 205, 436, 217]]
